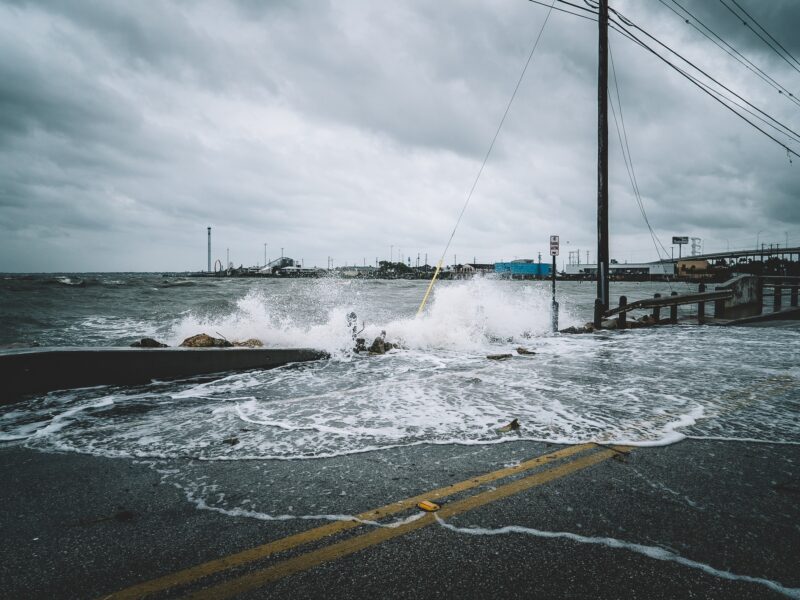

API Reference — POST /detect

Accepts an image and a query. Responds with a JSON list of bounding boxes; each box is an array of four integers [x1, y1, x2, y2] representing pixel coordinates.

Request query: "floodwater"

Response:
[[2, 273, 799, 598], [1, 274, 797, 460]]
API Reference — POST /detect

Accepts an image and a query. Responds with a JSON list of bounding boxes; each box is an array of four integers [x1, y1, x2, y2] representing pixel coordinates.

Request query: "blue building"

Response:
[[494, 260, 551, 278]]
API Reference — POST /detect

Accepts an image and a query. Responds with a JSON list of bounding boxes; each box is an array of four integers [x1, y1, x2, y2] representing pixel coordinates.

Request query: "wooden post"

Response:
[[551, 255, 559, 332], [774, 285, 782, 312], [714, 292, 726, 319], [596, 0, 609, 313], [791, 285, 798, 307], [697, 283, 705, 324], [594, 298, 603, 329], [652, 293, 661, 322], [670, 291, 678, 323], [618, 296, 627, 329]]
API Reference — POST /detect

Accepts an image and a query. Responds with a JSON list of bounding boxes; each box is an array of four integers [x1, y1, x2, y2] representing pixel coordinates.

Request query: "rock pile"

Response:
[[367, 331, 402, 355]]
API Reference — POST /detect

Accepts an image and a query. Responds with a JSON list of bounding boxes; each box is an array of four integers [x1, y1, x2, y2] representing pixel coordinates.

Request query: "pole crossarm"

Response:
[[603, 290, 733, 317]]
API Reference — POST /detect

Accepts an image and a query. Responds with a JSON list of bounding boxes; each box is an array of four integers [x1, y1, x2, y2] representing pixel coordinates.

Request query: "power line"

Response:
[[607, 5, 800, 146], [602, 12, 800, 159], [608, 43, 679, 287], [527, 0, 595, 22], [718, 0, 800, 75], [565, 0, 800, 156], [656, 0, 800, 108]]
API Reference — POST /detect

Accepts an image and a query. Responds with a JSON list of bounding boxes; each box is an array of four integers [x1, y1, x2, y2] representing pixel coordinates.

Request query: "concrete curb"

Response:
[[0, 347, 329, 402]]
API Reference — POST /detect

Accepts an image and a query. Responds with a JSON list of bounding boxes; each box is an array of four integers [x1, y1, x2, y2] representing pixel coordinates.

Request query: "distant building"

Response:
[[337, 265, 376, 278], [494, 260, 551, 278], [564, 261, 675, 277], [462, 263, 495, 274], [677, 260, 710, 279], [260, 257, 295, 273]]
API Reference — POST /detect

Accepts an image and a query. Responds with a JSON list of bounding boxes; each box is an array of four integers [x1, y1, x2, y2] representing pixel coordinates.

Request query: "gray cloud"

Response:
[[0, 0, 797, 272]]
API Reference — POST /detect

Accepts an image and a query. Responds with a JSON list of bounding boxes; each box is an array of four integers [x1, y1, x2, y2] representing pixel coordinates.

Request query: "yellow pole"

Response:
[[416, 259, 444, 316]]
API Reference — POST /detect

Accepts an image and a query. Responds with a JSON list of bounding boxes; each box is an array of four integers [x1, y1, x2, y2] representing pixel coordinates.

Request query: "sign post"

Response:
[[550, 235, 559, 332], [672, 236, 688, 260]]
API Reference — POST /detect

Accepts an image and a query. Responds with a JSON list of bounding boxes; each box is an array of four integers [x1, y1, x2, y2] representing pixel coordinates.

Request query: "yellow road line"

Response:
[[187, 446, 630, 600], [104, 443, 596, 599]]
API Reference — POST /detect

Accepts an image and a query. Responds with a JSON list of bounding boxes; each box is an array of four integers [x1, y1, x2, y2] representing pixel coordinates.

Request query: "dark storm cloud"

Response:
[[0, 0, 797, 271]]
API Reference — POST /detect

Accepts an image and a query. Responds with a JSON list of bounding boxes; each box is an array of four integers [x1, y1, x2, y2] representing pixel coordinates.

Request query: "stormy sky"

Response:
[[1, 0, 798, 272]]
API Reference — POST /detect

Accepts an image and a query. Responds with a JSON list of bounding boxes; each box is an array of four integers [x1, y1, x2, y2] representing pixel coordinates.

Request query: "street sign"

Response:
[[550, 235, 559, 256], [672, 236, 689, 245]]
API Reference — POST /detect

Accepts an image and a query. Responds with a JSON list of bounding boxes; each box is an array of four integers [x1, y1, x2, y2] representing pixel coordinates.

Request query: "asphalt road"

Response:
[[1, 439, 798, 599]]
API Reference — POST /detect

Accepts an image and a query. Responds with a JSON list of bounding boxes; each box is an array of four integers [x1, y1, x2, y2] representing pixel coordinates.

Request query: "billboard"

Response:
[[672, 236, 689, 245]]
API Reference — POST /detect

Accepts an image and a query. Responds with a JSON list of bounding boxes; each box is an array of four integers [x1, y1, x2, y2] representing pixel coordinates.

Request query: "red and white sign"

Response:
[[550, 235, 559, 256]]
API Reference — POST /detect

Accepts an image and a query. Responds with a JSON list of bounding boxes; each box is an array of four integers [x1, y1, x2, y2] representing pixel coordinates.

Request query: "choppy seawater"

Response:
[[1, 273, 798, 460]]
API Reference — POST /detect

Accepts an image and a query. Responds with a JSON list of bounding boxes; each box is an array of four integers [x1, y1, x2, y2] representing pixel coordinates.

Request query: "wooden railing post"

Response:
[[774, 284, 782, 312], [618, 296, 627, 329], [670, 291, 678, 323], [594, 298, 604, 329], [653, 293, 661, 322], [698, 283, 706, 324], [714, 294, 726, 319]]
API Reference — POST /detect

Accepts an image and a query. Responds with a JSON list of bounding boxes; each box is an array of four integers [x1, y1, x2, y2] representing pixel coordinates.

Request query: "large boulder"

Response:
[[179, 333, 233, 348]]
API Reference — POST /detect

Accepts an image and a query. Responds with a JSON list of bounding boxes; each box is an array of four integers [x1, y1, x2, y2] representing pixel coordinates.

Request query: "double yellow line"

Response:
[[105, 443, 629, 599]]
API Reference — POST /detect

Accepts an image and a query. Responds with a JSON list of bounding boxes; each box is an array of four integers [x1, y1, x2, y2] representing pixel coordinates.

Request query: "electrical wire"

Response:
[[607, 5, 800, 146], [718, 0, 800, 76], [728, 0, 800, 70], [656, 0, 800, 108], [527, 0, 595, 22], [604, 15, 800, 159], [607, 42, 680, 290], [417, 0, 557, 315]]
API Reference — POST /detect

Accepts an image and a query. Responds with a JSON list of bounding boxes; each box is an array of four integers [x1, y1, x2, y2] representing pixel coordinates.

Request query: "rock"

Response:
[[368, 337, 386, 355], [222, 437, 239, 446], [559, 323, 595, 334], [486, 353, 512, 361], [600, 319, 618, 330], [367, 331, 402, 355], [497, 418, 520, 433], [130, 337, 168, 348], [516, 347, 536, 355], [179, 333, 233, 348], [233, 338, 263, 348], [354, 338, 367, 352]]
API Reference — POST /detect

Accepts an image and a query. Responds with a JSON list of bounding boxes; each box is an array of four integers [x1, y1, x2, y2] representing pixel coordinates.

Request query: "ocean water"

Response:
[[1, 274, 798, 460]]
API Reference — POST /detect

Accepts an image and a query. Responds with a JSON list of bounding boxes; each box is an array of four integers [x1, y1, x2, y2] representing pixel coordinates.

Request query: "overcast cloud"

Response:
[[0, 0, 798, 272]]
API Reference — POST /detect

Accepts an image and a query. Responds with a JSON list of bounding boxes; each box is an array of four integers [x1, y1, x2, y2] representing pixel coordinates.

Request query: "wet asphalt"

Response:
[[0, 438, 798, 599]]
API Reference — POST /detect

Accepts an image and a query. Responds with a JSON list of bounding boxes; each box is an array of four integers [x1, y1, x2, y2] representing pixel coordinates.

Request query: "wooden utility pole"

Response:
[[595, 0, 610, 327]]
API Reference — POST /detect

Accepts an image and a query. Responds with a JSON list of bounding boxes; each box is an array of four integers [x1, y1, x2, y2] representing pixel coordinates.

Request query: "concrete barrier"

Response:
[[714, 275, 762, 319], [0, 347, 329, 403]]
